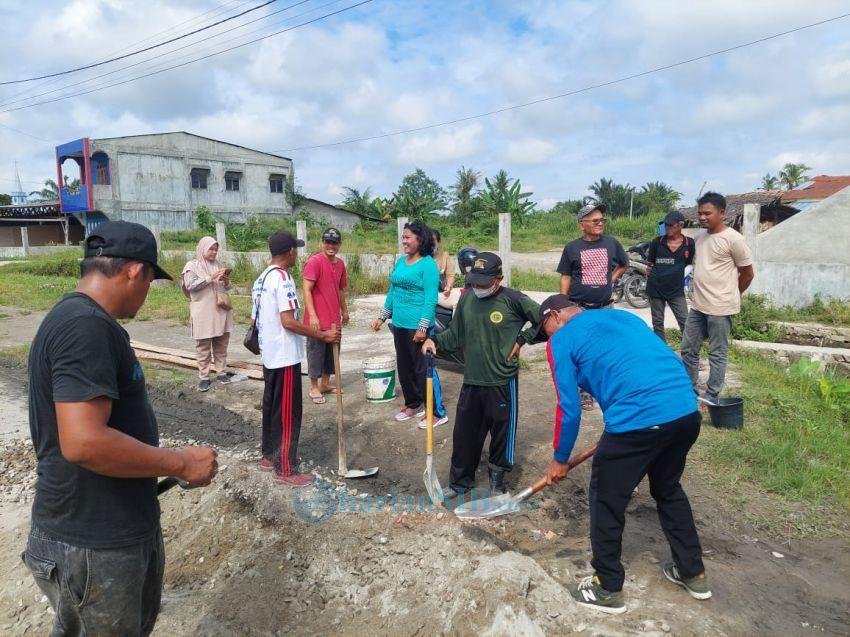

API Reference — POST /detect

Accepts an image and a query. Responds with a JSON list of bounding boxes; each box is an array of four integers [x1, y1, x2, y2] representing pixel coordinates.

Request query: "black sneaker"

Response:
[[662, 561, 712, 599], [198, 379, 211, 392], [217, 373, 232, 384], [570, 575, 626, 614]]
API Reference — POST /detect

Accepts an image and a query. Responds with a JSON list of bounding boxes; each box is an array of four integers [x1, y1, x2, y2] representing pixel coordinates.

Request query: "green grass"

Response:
[[511, 268, 560, 292], [694, 348, 850, 511], [0, 344, 30, 367]]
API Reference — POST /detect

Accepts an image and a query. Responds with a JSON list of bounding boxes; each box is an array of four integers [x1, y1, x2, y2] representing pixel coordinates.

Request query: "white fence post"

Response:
[[21, 227, 30, 256], [499, 213, 511, 287], [215, 222, 227, 254], [397, 217, 408, 257], [150, 225, 161, 254], [742, 203, 759, 262], [296, 220, 307, 258]]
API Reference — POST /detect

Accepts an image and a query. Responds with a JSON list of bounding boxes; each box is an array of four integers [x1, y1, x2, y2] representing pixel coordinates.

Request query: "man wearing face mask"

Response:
[[422, 252, 541, 497]]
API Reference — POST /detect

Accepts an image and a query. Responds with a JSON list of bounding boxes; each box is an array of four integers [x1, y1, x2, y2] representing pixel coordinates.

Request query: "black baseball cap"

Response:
[[465, 251, 502, 286], [321, 227, 342, 243], [535, 294, 579, 341], [269, 230, 304, 255], [84, 220, 172, 280], [664, 211, 685, 225]]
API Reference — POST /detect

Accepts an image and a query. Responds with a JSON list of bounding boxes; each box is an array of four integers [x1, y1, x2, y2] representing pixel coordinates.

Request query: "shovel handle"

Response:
[[520, 445, 599, 500], [332, 329, 347, 475]]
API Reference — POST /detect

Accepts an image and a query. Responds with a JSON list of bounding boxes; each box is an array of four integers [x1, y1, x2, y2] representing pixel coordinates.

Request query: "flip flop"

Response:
[[320, 386, 343, 395], [310, 394, 326, 404]]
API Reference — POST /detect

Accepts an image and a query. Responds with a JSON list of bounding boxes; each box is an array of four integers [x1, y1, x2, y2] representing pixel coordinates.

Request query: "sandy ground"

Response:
[[1, 299, 849, 636]]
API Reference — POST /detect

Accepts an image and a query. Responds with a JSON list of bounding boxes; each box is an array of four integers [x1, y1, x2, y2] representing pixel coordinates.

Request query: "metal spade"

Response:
[[454, 445, 597, 520], [423, 352, 443, 505]]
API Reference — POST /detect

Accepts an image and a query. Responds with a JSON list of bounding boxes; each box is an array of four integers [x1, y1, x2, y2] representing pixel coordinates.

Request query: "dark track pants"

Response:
[[449, 380, 518, 491], [262, 363, 303, 476], [589, 410, 704, 592], [392, 326, 445, 417]]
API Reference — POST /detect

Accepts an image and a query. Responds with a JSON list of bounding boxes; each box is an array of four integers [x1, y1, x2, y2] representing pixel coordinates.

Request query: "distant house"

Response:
[[300, 197, 385, 231], [780, 175, 850, 212], [678, 191, 799, 232]]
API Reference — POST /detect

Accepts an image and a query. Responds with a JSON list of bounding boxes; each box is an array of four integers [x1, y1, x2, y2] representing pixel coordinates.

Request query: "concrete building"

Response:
[[300, 197, 383, 231], [678, 191, 799, 232], [55, 132, 296, 231], [747, 186, 850, 307]]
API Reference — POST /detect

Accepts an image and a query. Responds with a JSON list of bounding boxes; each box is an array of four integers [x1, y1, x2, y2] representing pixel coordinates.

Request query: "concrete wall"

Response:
[[746, 186, 850, 307], [300, 200, 365, 231], [91, 133, 293, 231]]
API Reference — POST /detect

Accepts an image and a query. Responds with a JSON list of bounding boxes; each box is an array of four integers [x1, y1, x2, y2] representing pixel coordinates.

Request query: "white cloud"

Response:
[[692, 94, 775, 127], [395, 123, 483, 164], [504, 138, 556, 165]]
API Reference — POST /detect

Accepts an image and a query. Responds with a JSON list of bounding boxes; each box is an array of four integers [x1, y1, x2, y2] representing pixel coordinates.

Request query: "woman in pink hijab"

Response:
[[182, 236, 234, 391]]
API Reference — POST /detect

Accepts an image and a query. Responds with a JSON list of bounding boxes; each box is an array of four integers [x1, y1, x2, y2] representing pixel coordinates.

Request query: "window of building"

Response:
[[91, 151, 110, 185], [269, 174, 285, 193], [191, 168, 210, 190], [225, 171, 242, 192]]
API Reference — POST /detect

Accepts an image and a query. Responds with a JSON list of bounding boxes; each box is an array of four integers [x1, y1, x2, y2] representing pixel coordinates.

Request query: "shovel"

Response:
[[423, 352, 443, 505], [454, 445, 597, 520], [333, 339, 379, 479]]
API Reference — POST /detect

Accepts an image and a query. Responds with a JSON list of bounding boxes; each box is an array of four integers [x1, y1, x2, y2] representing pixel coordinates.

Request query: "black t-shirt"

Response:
[[28, 292, 160, 549], [646, 235, 695, 300], [556, 236, 628, 306]]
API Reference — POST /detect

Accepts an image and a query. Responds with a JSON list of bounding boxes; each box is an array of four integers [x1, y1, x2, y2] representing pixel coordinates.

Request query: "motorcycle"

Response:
[[431, 246, 480, 366], [613, 242, 650, 309]]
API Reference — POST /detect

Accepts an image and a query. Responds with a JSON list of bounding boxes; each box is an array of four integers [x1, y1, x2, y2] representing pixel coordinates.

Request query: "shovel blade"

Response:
[[453, 492, 519, 520], [342, 467, 379, 479], [423, 455, 443, 505]]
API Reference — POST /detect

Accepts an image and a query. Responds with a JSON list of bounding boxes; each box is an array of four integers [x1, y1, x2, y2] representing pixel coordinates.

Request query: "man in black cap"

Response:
[[556, 202, 628, 409], [538, 293, 709, 614], [645, 211, 695, 342], [252, 230, 339, 487], [23, 220, 219, 636], [422, 252, 541, 497]]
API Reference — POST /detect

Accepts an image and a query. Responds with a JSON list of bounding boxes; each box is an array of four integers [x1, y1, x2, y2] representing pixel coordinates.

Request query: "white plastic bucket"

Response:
[[363, 356, 396, 403]]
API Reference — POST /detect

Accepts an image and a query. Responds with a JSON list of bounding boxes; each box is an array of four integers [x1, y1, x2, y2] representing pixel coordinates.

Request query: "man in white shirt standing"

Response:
[[252, 231, 339, 486], [680, 192, 755, 404]]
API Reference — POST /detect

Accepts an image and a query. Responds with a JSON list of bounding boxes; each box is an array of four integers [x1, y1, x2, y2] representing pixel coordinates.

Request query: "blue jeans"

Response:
[[680, 308, 732, 400], [22, 526, 165, 636]]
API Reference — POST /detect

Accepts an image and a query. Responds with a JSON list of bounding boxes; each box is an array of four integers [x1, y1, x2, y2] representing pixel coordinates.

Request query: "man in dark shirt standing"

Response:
[[646, 211, 695, 341], [557, 203, 629, 309], [556, 203, 628, 409], [24, 221, 218, 636]]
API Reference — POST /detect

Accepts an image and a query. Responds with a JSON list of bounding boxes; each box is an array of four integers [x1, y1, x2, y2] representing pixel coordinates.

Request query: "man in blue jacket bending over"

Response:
[[538, 294, 710, 614]]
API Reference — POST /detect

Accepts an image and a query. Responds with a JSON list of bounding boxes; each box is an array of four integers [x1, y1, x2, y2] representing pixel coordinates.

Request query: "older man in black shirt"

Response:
[[24, 221, 218, 636]]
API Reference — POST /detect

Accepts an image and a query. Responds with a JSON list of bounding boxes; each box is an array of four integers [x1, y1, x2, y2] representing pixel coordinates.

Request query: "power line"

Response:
[[0, 0, 333, 110], [0, 0, 280, 86], [0, 122, 52, 143], [273, 11, 850, 153], [0, 0, 254, 105], [1, 0, 372, 113]]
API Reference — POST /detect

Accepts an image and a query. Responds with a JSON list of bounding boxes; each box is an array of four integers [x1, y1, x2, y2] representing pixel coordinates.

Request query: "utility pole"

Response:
[[629, 190, 634, 220]]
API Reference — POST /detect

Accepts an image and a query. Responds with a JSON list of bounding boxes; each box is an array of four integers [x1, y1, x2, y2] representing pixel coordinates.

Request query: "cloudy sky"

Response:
[[2, 0, 849, 209]]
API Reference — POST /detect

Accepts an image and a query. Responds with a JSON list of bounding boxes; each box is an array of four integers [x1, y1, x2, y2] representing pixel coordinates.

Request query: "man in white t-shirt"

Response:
[[251, 231, 339, 487], [680, 192, 754, 404]]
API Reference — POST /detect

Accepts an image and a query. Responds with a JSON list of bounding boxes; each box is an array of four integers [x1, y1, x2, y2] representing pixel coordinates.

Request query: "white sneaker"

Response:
[[414, 408, 426, 418], [417, 415, 449, 429], [394, 408, 415, 422]]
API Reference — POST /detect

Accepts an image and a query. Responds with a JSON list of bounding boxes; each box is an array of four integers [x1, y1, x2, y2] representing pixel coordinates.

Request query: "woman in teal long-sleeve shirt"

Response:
[[371, 220, 447, 425]]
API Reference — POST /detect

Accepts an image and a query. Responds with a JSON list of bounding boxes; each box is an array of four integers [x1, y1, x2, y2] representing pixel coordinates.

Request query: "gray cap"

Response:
[[578, 202, 606, 220]]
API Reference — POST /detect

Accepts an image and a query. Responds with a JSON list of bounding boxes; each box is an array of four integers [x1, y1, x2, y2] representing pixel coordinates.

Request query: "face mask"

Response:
[[472, 281, 500, 298]]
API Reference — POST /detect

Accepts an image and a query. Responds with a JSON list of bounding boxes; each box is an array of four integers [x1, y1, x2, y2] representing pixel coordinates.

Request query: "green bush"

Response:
[[4, 250, 81, 277], [733, 295, 779, 341]]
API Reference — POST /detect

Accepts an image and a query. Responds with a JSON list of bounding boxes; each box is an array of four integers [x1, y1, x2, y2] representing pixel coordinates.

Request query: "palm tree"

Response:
[[778, 163, 812, 190], [340, 186, 374, 216], [637, 181, 681, 216], [451, 166, 480, 204], [29, 178, 60, 201], [760, 174, 779, 190], [478, 169, 535, 224], [588, 178, 633, 217]]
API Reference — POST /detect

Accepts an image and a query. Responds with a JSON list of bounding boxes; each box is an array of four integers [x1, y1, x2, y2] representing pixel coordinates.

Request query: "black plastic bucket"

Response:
[[707, 397, 744, 429]]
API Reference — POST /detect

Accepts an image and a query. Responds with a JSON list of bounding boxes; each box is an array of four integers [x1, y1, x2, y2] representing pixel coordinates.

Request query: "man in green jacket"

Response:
[[423, 252, 541, 496]]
